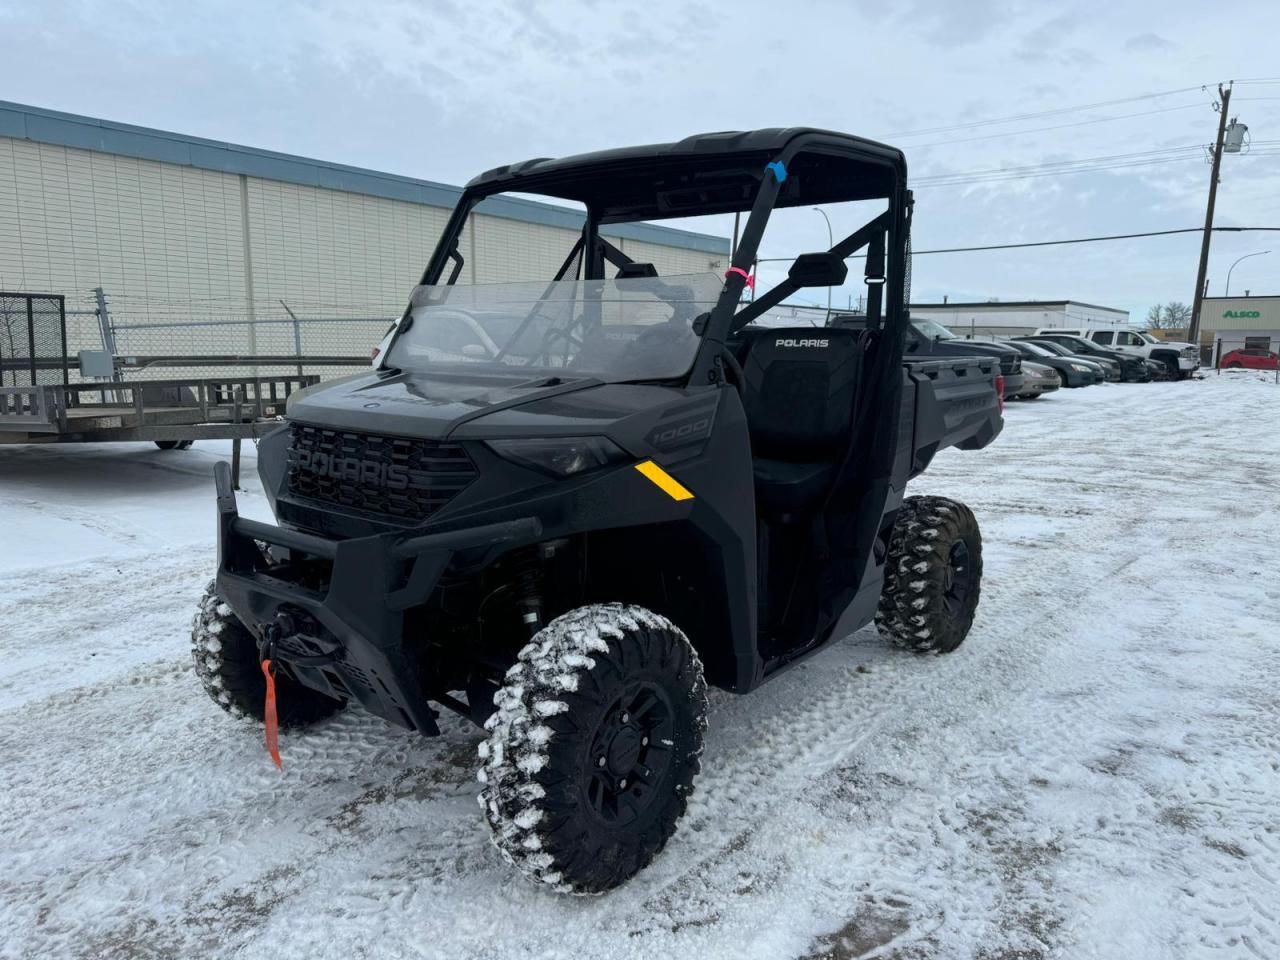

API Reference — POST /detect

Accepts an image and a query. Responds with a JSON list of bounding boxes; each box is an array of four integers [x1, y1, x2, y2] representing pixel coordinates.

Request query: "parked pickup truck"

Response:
[[1035, 326, 1199, 379], [833, 313, 1024, 400]]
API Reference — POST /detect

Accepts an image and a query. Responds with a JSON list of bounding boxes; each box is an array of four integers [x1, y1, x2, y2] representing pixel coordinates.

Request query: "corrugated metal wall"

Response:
[[0, 136, 723, 374]]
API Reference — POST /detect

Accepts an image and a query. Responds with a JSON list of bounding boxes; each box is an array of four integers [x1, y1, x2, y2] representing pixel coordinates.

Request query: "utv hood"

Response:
[[285, 369, 603, 440]]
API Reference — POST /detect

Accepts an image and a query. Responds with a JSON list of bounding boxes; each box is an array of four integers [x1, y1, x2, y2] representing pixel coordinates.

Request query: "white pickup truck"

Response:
[[1034, 326, 1200, 380]]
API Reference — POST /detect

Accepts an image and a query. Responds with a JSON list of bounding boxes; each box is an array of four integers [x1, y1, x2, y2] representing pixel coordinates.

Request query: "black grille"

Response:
[[286, 424, 477, 523]]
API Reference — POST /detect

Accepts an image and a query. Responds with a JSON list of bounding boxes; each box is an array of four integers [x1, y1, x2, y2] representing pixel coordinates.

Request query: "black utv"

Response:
[[193, 128, 1004, 894]]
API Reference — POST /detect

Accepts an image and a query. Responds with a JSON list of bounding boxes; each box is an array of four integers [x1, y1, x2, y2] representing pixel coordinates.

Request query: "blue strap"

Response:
[[765, 160, 788, 183]]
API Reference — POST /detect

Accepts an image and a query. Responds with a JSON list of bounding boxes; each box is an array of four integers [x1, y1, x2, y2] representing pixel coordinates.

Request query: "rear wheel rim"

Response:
[[584, 682, 675, 827], [942, 539, 976, 617]]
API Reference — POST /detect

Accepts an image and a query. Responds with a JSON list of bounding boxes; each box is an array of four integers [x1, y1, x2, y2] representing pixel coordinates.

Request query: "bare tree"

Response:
[[1145, 301, 1192, 329]]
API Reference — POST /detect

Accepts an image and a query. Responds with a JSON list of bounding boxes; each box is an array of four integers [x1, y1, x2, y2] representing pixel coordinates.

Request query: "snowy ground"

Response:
[[2, 371, 1279, 960]]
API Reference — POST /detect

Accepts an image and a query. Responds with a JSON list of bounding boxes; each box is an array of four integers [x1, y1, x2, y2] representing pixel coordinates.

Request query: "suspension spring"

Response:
[[512, 547, 544, 635]]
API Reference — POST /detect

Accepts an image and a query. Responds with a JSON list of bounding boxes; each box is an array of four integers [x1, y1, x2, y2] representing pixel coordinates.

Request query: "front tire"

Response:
[[191, 582, 345, 726], [479, 603, 707, 894], [876, 496, 983, 654]]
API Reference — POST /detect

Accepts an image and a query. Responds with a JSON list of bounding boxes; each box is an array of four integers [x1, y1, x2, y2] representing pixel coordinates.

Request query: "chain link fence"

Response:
[[55, 292, 399, 383], [0, 293, 68, 387]]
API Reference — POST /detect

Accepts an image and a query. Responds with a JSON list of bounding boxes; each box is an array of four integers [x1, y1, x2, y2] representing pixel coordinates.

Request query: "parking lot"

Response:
[[2, 372, 1278, 960]]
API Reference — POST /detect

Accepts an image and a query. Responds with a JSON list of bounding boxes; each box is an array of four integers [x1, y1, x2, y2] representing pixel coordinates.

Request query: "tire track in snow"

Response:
[[0, 542, 214, 709]]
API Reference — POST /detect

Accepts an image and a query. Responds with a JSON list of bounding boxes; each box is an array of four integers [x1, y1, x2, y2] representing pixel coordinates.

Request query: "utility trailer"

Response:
[[0, 374, 319, 484]]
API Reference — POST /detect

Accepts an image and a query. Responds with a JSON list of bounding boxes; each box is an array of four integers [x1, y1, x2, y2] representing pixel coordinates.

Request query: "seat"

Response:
[[739, 327, 863, 513]]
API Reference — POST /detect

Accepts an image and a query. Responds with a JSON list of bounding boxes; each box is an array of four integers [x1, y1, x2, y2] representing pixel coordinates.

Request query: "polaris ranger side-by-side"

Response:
[[193, 129, 1004, 893]]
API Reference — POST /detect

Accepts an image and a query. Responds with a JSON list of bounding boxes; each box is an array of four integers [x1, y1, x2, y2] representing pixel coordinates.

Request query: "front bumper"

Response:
[[1001, 373, 1026, 399], [212, 461, 540, 734]]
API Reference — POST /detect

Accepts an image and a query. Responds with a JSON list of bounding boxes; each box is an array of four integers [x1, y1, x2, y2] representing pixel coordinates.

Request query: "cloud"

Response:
[[1125, 32, 1176, 51]]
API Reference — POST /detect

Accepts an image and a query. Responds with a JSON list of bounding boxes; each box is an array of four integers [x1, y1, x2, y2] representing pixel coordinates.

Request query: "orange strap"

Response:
[[261, 659, 282, 770]]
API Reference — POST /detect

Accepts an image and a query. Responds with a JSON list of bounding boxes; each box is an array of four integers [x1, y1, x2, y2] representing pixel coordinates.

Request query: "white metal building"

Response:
[[0, 101, 728, 372], [909, 300, 1130, 337], [1196, 296, 1280, 353]]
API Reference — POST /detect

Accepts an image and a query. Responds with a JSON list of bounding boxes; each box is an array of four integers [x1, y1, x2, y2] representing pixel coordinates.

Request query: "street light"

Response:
[[1226, 250, 1270, 296], [812, 207, 834, 321]]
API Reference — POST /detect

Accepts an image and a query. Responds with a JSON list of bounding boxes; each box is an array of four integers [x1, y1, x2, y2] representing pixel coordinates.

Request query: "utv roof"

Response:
[[465, 128, 906, 223]]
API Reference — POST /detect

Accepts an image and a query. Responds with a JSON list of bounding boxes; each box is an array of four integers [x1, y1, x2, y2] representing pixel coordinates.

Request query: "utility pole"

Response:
[[1189, 83, 1232, 346]]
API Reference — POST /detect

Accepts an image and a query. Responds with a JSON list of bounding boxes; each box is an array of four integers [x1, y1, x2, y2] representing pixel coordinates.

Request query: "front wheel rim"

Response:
[[584, 682, 675, 826], [942, 539, 976, 617]]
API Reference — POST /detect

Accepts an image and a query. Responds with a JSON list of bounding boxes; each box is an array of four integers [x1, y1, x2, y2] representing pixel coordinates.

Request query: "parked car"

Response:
[[1015, 338, 1119, 381], [1039, 325, 1200, 380], [1021, 334, 1147, 382], [832, 314, 1026, 399], [1015, 360, 1061, 399], [1220, 348, 1279, 370], [1001, 339, 1097, 387], [1144, 358, 1173, 381]]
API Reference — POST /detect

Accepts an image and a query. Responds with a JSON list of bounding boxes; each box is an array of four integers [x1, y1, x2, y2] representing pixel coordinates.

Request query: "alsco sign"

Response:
[[1223, 310, 1262, 318]]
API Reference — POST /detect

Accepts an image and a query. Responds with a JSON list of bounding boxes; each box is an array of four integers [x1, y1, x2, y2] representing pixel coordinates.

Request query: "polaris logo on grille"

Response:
[[294, 449, 412, 489], [775, 338, 829, 348]]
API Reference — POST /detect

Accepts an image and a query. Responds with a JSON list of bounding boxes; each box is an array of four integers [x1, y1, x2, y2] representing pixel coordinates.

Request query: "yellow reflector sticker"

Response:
[[634, 460, 694, 501]]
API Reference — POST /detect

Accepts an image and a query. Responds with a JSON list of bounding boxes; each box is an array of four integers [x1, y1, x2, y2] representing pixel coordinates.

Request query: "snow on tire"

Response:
[[478, 603, 707, 894], [876, 496, 983, 654], [190, 581, 345, 726]]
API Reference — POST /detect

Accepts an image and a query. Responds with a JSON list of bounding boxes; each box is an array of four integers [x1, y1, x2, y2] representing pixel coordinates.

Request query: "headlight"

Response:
[[1070, 363, 1090, 372], [487, 436, 629, 477]]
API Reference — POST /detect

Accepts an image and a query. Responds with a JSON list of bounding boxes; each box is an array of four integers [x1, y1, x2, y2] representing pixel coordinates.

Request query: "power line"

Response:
[[906, 103, 1209, 150], [913, 144, 1206, 183], [755, 227, 1280, 263], [914, 148, 1280, 189], [911, 227, 1278, 256], [882, 85, 1207, 138]]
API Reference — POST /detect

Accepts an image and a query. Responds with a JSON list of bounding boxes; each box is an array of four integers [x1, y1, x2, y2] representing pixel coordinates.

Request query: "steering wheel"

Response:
[[612, 322, 696, 376], [534, 325, 584, 367], [718, 346, 744, 394]]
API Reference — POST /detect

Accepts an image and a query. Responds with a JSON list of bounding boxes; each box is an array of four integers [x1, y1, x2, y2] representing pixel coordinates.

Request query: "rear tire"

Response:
[[191, 582, 345, 726], [876, 496, 983, 654], [1225, 362, 1242, 370], [155, 440, 193, 451], [479, 603, 707, 894]]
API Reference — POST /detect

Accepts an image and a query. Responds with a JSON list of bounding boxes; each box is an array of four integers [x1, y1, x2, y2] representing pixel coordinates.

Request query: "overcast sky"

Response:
[[4, 0, 1280, 319]]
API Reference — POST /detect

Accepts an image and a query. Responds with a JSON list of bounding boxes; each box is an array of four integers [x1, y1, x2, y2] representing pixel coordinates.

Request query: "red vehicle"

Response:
[[1220, 348, 1279, 370]]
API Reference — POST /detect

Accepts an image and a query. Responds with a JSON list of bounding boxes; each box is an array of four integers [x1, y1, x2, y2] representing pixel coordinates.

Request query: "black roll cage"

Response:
[[405, 130, 909, 393]]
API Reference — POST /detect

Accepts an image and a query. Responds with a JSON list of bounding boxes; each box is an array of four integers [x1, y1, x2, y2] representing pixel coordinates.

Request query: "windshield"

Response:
[[1015, 341, 1054, 358], [914, 318, 956, 340], [1030, 340, 1071, 356], [1137, 331, 1160, 344], [385, 273, 724, 382]]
